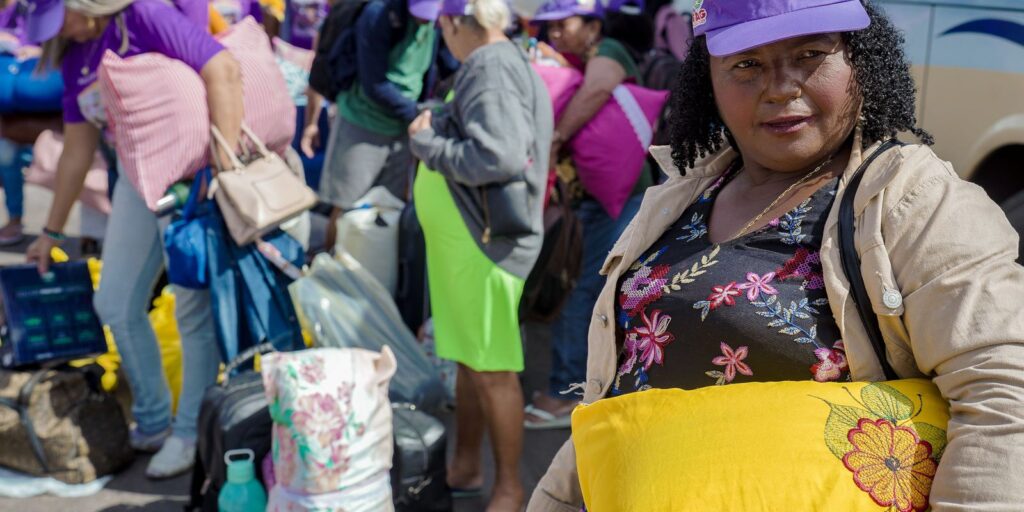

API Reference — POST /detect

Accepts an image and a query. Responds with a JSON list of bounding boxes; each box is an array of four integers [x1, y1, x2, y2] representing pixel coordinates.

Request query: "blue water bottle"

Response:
[[218, 449, 268, 512]]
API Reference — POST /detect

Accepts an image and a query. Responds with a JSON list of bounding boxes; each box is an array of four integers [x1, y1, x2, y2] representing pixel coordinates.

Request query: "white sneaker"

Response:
[[129, 425, 172, 453], [145, 435, 196, 480]]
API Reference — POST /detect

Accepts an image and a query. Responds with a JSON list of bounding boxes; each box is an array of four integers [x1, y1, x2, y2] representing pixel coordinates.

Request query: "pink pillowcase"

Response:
[[533, 64, 669, 219], [99, 17, 296, 210]]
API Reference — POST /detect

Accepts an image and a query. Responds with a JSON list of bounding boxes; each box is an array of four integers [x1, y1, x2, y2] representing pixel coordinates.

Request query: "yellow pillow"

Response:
[[572, 379, 948, 512]]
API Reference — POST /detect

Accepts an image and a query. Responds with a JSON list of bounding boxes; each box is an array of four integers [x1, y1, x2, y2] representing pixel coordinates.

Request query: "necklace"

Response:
[[729, 154, 836, 240]]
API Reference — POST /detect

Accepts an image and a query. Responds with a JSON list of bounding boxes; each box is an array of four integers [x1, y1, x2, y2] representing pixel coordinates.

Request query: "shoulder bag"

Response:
[[209, 124, 318, 246]]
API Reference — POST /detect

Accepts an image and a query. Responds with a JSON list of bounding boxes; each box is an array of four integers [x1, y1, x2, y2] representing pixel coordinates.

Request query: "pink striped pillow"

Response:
[[99, 17, 296, 210]]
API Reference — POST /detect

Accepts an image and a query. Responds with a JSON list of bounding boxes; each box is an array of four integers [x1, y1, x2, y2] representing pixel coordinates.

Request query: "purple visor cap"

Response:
[[693, 0, 870, 57], [532, 0, 603, 22], [23, 0, 65, 44], [409, 0, 442, 21], [606, 0, 643, 15], [439, 0, 470, 17]]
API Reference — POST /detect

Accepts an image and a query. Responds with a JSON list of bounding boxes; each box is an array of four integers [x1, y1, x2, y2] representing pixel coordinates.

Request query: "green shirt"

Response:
[[596, 38, 642, 86], [596, 37, 653, 197], [338, 22, 437, 137]]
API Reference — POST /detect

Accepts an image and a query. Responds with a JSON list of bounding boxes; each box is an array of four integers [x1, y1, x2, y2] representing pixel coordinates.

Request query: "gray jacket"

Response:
[[410, 40, 553, 279]]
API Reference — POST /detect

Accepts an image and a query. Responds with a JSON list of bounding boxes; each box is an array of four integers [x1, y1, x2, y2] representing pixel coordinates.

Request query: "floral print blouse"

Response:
[[611, 164, 851, 395]]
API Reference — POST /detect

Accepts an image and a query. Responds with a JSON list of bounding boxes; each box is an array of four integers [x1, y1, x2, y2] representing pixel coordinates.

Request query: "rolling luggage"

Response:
[[187, 345, 274, 512], [392, 404, 452, 512]]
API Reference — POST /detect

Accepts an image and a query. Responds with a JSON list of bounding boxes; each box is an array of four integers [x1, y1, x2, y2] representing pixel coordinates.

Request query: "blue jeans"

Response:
[[93, 176, 220, 440], [0, 139, 30, 218], [548, 195, 643, 397]]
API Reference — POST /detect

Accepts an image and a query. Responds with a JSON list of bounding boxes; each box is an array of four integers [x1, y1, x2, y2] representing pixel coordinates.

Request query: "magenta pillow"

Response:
[[99, 17, 296, 210], [532, 64, 668, 219], [532, 62, 582, 119]]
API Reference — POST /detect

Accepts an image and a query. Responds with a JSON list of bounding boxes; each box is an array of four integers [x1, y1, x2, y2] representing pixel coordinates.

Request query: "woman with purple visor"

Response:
[[524, 0, 654, 431], [22, 0, 244, 480], [529, 0, 1024, 510]]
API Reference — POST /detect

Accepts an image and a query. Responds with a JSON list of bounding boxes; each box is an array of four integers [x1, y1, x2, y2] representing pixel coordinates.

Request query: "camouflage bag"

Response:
[[0, 365, 134, 483]]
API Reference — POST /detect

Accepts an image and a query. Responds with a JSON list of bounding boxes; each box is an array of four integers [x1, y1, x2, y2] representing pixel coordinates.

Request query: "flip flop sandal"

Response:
[[0, 225, 24, 247], [523, 404, 573, 430], [448, 486, 484, 499]]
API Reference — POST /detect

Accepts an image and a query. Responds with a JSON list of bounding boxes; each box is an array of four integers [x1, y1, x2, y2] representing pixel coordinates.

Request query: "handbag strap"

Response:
[[209, 125, 245, 173], [0, 369, 60, 473], [837, 139, 904, 381], [222, 342, 276, 382]]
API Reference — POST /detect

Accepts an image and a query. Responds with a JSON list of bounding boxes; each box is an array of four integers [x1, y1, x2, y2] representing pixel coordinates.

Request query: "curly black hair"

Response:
[[668, 0, 933, 170]]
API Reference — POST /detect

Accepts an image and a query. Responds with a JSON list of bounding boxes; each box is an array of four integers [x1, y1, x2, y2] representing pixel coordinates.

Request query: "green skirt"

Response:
[[413, 164, 525, 372]]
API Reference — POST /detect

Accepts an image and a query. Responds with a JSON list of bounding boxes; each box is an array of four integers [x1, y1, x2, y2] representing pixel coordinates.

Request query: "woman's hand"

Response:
[[300, 88, 325, 158], [26, 236, 58, 275], [408, 109, 432, 138], [14, 45, 42, 61], [300, 123, 320, 158]]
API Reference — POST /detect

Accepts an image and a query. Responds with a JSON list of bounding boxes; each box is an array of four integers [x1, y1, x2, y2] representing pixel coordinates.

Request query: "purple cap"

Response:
[[439, 0, 470, 17], [532, 0, 603, 22], [606, 0, 642, 15], [692, 0, 870, 57], [22, 0, 64, 44], [408, 0, 442, 21]]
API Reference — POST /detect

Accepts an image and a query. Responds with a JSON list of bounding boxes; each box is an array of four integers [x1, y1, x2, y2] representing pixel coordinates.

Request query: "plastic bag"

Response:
[[288, 253, 445, 414]]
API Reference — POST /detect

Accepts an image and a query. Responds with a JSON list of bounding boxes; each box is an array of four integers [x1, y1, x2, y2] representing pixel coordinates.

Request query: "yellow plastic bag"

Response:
[[572, 379, 949, 512]]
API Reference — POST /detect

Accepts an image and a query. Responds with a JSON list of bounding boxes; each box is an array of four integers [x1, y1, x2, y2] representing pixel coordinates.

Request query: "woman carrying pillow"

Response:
[[524, 0, 651, 429], [529, 0, 1024, 510], [407, 0, 552, 508], [23, 0, 243, 480]]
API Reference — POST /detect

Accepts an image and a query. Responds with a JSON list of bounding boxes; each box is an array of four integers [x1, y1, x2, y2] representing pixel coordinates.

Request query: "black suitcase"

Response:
[[395, 202, 430, 334], [186, 347, 274, 512], [392, 404, 452, 512]]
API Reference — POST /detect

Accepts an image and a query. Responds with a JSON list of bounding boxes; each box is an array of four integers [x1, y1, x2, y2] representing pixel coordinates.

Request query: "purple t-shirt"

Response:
[[174, 0, 211, 30], [211, 0, 264, 26], [61, 0, 224, 125], [283, 0, 327, 50]]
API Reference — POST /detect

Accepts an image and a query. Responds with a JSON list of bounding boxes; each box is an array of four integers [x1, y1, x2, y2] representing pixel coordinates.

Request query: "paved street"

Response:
[[0, 185, 570, 511]]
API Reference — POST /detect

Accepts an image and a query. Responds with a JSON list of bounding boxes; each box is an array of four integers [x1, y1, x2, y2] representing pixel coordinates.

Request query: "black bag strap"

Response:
[[838, 139, 904, 381], [0, 369, 59, 473], [222, 342, 276, 383]]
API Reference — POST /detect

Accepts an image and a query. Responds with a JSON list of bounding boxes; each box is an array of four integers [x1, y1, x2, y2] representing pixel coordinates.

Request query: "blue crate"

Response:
[[0, 262, 107, 368]]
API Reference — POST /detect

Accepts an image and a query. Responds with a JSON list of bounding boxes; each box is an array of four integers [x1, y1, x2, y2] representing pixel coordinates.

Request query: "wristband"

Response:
[[42, 227, 65, 242]]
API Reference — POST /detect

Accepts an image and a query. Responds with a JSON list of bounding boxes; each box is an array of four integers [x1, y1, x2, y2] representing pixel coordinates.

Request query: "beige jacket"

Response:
[[528, 134, 1024, 511]]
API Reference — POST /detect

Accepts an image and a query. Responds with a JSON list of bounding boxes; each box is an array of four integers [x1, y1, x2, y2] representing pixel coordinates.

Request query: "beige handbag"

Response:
[[209, 124, 318, 246]]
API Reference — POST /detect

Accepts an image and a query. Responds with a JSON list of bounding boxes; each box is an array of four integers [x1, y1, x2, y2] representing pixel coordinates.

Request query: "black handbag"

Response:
[[392, 403, 452, 512], [478, 178, 535, 243], [837, 139, 905, 380]]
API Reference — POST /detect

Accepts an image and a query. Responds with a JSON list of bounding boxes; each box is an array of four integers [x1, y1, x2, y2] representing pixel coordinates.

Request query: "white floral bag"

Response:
[[262, 347, 397, 512]]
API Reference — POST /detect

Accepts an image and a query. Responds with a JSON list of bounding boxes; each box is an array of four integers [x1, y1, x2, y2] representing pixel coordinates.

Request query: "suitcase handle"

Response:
[[223, 342, 276, 384], [392, 402, 433, 501]]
